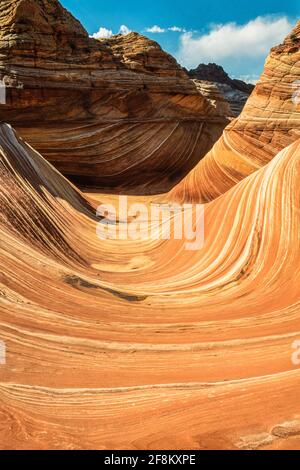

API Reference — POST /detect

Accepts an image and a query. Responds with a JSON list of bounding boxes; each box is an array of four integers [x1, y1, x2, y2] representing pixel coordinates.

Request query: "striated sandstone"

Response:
[[170, 21, 300, 203], [192, 79, 251, 117], [188, 63, 254, 93], [0, 0, 229, 193], [188, 63, 254, 117], [0, 2, 300, 452]]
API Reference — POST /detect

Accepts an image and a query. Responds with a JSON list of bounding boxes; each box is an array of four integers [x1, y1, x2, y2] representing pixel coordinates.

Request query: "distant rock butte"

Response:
[[0, 0, 230, 193], [188, 63, 254, 93], [170, 21, 300, 203]]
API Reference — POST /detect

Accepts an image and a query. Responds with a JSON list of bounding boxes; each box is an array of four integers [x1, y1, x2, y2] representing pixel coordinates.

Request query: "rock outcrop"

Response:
[[0, 0, 229, 193], [192, 79, 251, 117], [0, 121, 300, 449], [188, 63, 254, 117], [171, 22, 300, 202], [1, 1, 300, 452], [188, 63, 254, 93]]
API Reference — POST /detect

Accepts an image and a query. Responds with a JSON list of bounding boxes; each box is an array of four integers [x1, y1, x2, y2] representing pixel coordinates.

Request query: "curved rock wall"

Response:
[[0, 0, 229, 193], [170, 21, 300, 202]]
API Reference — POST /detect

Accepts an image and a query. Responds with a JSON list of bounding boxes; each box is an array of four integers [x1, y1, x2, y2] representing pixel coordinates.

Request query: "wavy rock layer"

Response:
[[188, 63, 255, 94], [170, 21, 300, 203], [0, 0, 229, 193], [0, 122, 300, 449]]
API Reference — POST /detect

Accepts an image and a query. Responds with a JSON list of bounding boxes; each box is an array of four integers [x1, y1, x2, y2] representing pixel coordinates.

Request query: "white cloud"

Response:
[[91, 25, 131, 39], [168, 26, 186, 32], [145, 25, 166, 33], [119, 25, 131, 35], [177, 16, 293, 69], [91, 27, 113, 39]]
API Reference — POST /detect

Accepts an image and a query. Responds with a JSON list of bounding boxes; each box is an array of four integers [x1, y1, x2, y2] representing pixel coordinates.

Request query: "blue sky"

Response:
[[61, 0, 299, 82]]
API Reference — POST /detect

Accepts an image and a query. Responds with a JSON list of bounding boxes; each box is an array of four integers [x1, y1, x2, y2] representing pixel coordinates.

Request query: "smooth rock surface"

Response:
[[0, 123, 300, 449], [170, 22, 300, 203]]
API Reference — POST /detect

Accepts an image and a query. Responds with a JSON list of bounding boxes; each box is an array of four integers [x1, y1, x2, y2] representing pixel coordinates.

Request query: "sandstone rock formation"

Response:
[[0, 0, 229, 193], [188, 63, 254, 117], [170, 22, 300, 203], [188, 63, 254, 93], [192, 79, 250, 117], [0, 0, 300, 452], [0, 121, 300, 449]]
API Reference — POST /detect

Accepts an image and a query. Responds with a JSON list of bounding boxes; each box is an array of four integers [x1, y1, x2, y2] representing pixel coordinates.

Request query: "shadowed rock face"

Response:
[[0, 0, 229, 193], [170, 21, 300, 203], [188, 63, 255, 94], [192, 79, 252, 117], [1, 120, 300, 449], [101, 32, 188, 77]]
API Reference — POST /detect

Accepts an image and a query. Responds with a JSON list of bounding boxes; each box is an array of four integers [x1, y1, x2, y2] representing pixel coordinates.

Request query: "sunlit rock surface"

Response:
[[0, 1, 300, 452], [0, 122, 300, 449]]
